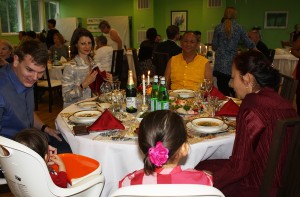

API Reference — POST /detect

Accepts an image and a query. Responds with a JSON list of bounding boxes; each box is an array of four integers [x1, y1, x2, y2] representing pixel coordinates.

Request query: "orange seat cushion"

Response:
[[51, 153, 100, 184]]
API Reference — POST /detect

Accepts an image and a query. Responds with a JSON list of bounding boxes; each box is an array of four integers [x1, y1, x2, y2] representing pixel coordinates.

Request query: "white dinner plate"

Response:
[[72, 110, 101, 124], [186, 122, 228, 134], [172, 89, 194, 98], [77, 101, 99, 110]]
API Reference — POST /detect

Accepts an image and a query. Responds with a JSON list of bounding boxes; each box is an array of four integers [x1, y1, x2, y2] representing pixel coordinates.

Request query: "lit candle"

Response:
[[205, 46, 207, 53], [142, 74, 146, 96], [147, 70, 150, 85], [68, 46, 71, 59], [200, 45, 202, 54]]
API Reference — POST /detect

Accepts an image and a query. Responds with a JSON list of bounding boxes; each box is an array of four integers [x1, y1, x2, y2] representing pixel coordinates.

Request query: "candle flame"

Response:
[[142, 74, 145, 79], [148, 70, 150, 75]]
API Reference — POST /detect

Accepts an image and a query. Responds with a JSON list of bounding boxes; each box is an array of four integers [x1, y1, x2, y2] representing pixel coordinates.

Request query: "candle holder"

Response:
[[141, 95, 148, 112]]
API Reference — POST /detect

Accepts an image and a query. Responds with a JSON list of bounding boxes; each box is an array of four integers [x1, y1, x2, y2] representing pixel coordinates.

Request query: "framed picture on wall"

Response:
[[264, 11, 288, 29], [171, 10, 188, 32]]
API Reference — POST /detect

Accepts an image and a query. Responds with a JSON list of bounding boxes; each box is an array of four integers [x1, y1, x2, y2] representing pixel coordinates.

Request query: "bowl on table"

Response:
[[191, 118, 224, 133], [73, 110, 102, 124]]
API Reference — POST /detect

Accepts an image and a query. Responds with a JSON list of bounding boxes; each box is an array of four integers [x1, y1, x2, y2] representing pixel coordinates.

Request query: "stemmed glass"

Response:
[[200, 79, 213, 98]]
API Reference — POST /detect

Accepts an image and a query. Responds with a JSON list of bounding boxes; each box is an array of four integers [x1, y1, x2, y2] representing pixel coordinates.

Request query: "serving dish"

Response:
[[72, 110, 101, 124]]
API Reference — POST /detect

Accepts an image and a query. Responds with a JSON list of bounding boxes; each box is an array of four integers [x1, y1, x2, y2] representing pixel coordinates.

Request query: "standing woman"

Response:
[[164, 31, 213, 91], [212, 6, 255, 96], [62, 27, 110, 108], [0, 39, 14, 68], [291, 37, 300, 115]]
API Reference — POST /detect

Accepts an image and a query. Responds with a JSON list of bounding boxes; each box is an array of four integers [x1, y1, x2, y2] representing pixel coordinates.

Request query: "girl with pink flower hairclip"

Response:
[[119, 110, 213, 188]]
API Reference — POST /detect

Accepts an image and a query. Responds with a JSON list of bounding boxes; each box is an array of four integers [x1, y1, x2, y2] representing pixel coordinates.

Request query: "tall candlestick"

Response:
[[147, 70, 150, 85], [142, 74, 146, 96], [200, 45, 202, 54], [205, 46, 207, 53]]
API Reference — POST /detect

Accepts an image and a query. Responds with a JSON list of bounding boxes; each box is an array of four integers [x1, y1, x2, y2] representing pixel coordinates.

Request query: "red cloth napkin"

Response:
[[87, 109, 125, 132], [216, 99, 239, 117], [210, 86, 227, 100], [89, 67, 107, 95]]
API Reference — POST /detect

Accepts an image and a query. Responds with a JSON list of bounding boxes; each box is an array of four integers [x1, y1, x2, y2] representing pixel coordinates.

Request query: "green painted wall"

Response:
[[1, 0, 300, 49]]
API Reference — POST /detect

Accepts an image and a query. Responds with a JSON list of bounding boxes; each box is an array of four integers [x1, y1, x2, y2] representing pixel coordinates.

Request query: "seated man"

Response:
[[94, 35, 113, 72], [248, 30, 269, 59], [0, 39, 72, 154]]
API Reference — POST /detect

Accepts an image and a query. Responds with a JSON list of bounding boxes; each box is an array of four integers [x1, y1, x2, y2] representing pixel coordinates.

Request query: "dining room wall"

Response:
[[1, 0, 299, 50]]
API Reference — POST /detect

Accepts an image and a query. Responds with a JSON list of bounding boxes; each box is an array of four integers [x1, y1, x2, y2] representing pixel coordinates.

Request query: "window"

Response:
[[0, 0, 19, 33], [0, 0, 59, 34]]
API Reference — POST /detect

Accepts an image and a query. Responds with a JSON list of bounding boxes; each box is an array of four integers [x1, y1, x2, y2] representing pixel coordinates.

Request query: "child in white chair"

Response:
[[119, 110, 213, 187], [15, 128, 68, 188]]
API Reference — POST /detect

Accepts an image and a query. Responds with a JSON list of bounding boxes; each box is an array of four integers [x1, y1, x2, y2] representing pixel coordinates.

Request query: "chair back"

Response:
[[259, 117, 300, 197], [110, 184, 225, 197], [152, 52, 169, 77], [0, 136, 105, 197], [132, 48, 140, 84], [278, 74, 298, 101], [111, 49, 125, 77], [268, 49, 276, 63]]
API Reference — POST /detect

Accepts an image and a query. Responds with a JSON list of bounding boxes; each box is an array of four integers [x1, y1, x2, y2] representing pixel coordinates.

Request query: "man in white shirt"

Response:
[[94, 35, 113, 72]]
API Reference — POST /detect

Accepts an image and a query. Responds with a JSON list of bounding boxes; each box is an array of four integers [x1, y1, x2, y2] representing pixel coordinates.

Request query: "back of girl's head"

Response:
[[70, 27, 95, 58], [14, 128, 49, 158], [138, 110, 187, 175], [234, 50, 280, 90]]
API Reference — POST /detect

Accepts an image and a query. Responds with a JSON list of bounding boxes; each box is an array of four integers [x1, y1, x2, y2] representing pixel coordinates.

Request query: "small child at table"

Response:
[[15, 129, 68, 188], [119, 110, 213, 187]]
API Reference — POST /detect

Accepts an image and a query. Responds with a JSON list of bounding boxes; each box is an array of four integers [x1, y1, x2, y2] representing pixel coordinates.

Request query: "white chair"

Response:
[[110, 184, 225, 197], [0, 136, 105, 197]]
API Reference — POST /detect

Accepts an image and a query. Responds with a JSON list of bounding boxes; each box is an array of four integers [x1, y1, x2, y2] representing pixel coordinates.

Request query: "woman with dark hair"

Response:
[[212, 6, 255, 96], [49, 32, 68, 60], [195, 50, 297, 197], [119, 110, 212, 187], [62, 27, 111, 108], [137, 27, 158, 79]]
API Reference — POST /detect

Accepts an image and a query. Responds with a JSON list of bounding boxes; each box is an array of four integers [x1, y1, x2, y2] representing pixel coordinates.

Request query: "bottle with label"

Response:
[[150, 75, 159, 111], [157, 77, 169, 110], [53, 50, 59, 66], [126, 70, 137, 113]]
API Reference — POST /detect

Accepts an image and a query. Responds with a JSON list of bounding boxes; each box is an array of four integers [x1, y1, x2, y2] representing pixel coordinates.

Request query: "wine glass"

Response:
[[203, 79, 213, 96]]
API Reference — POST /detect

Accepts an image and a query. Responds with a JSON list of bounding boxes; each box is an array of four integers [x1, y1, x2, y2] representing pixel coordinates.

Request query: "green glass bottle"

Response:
[[53, 50, 59, 66], [150, 75, 159, 111], [157, 77, 169, 110], [126, 70, 137, 113]]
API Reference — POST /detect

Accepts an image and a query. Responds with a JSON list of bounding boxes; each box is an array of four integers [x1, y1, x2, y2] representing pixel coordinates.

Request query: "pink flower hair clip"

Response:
[[148, 141, 169, 167]]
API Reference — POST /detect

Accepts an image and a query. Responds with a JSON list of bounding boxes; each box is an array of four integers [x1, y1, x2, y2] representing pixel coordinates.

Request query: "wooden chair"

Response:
[[34, 65, 62, 113], [111, 49, 128, 88], [278, 74, 298, 101], [259, 117, 300, 197], [152, 52, 169, 77]]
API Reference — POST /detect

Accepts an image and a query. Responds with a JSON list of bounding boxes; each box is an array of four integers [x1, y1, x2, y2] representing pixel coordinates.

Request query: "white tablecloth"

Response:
[[273, 49, 299, 77], [56, 104, 234, 196]]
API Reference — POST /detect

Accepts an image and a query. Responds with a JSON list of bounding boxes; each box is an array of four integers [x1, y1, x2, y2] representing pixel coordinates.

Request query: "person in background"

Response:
[[155, 25, 182, 59], [62, 27, 112, 108], [94, 35, 113, 72], [194, 30, 206, 55], [0, 39, 14, 68], [15, 129, 68, 188], [49, 32, 69, 61], [248, 30, 269, 59], [46, 19, 59, 49], [26, 31, 37, 39], [155, 34, 162, 43], [195, 50, 297, 197], [18, 31, 26, 43], [290, 24, 300, 43], [0, 39, 72, 153], [119, 110, 213, 187], [138, 27, 158, 78], [291, 37, 300, 115], [164, 31, 213, 91], [212, 6, 255, 96], [98, 20, 122, 50]]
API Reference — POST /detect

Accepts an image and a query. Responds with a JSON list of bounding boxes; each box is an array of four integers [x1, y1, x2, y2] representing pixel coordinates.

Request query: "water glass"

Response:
[[112, 80, 121, 90], [206, 95, 219, 117]]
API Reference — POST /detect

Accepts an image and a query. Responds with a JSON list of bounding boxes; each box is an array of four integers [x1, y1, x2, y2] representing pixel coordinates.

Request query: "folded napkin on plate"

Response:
[[87, 109, 125, 132], [89, 67, 106, 95], [210, 86, 227, 100], [216, 99, 239, 117]]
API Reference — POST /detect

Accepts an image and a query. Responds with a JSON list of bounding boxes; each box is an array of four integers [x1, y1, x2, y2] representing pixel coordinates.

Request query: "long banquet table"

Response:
[[56, 102, 235, 196], [273, 49, 299, 77]]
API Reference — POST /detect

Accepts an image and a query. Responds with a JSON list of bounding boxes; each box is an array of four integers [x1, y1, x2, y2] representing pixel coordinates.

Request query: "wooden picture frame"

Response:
[[264, 11, 288, 29], [171, 10, 188, 32]]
